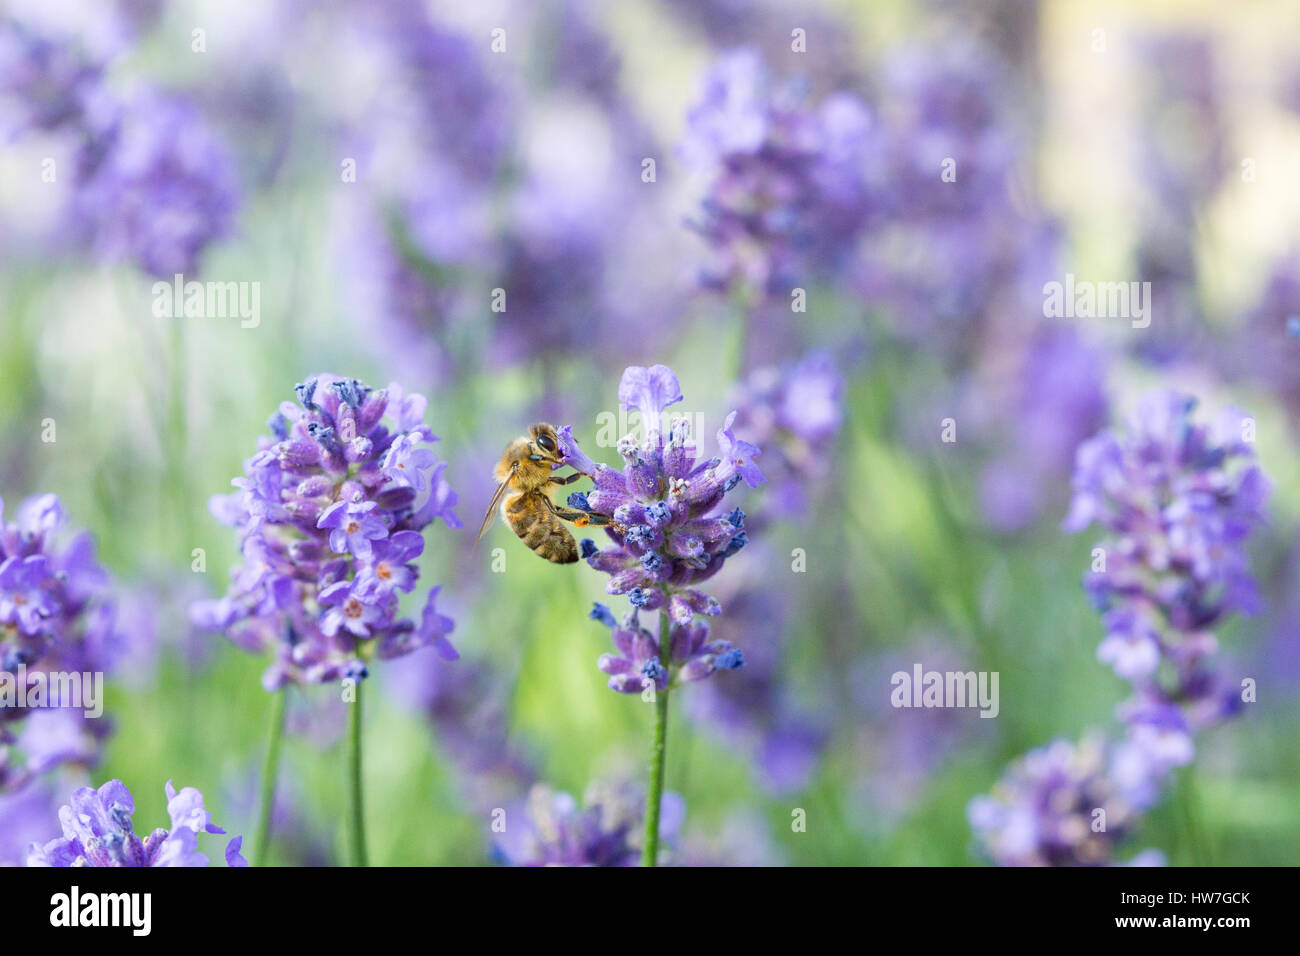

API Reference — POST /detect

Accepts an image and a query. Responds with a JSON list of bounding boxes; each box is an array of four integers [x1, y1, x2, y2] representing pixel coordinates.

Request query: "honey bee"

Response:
[[474, 423, 610, 564]]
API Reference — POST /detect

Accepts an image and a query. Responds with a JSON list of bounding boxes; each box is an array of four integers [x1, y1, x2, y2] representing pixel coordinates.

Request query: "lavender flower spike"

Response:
[[191, 374, 460, 690], [558, 364, 761, 691], [1064, 391, 1269, 735], [559, 364, 759, 867], [26, 779, 247, 867]]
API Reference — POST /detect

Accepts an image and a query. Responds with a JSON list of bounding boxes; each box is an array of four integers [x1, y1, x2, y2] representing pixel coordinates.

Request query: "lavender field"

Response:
[[1, 0, 1299, 871]]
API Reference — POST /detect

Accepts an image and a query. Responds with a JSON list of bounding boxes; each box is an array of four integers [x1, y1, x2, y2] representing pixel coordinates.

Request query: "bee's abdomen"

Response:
[[505, 493, 579, 564]]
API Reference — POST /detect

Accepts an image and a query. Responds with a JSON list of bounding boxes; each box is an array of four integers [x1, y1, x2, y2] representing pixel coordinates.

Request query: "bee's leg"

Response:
[[548, 472, 584, 486], [545, 498, 612, 528]]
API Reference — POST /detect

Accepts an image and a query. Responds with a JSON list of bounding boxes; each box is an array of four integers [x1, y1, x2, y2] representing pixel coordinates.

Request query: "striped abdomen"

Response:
[[503, 491, 578, 564]]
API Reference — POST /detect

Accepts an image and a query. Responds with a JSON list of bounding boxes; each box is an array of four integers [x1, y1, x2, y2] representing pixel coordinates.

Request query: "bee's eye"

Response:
[[536, 433, 556, 453]]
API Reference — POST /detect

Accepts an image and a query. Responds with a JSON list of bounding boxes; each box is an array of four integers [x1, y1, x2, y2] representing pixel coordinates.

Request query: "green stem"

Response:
[[642, 610, 672, 867], [346, 681, 368, 867], [253, 688, 287, 867], [1179, 766, 1212, 867]]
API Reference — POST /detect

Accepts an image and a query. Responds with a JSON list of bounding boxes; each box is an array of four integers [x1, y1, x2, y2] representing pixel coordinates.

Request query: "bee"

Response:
[[474, 423, 610, 564]]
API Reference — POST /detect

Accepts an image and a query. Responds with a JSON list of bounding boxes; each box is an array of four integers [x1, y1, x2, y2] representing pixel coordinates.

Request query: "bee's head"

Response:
[[528, 422, 563, 465]]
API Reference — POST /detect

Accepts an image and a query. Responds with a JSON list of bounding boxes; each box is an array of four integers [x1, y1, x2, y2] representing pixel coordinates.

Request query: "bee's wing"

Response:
[[473, 464, 516, 553]]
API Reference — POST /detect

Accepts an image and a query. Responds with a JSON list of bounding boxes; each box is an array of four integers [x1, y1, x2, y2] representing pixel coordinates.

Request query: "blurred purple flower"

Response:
[[676, 807, 785, 866], [727, 350, 843, 521], [1229, 254, 1300, 429], [365, 0, 511, 184], [0, 780, 57, 865], [855, 39, 1057, 360], [0, 493, 118, 792], [493, 781, 683, 867], [70, 88, 239, 277], [1065, 392, 1268, 736], [974, 392, 1265, 867], [0, 17, 108, 138], [978, 326, 1109, 533], [681, 49, 880, 298], [0, 17, 239, 276], [968, 733, 1165, 867]]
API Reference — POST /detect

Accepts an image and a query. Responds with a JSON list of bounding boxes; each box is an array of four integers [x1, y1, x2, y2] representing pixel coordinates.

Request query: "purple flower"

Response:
[[679, 49, 768, 166], [1230, 253, 1300, 428], [555, 424, 598, 477], [26, 779, 246, 867], [190, 374, 459, 690], [70, 88, 239, 277], [382, 433, 440, 493], [618, 364, 684, 434], [977, 327, 1110, 533], [318, 580, 386, 638], [376, 585, 458, 662], [852, 40, 1055, 358], [0, 16, 240, 275], [715, 412, 765, 489], [0, 17, 108, 139], [1095, 607, 1163, 681], [974, 392, 1267, 868], [493, 781, 684, 867], [0, 494, 119, 792], [0, 555, 56, 632], [1116, 698, 1195, 778], [355, 531, 423, 597], [681, 49, 880, 298], [317, 500, 389, 559], [968, 734, 1162, 867], [1064, 391, 1268, 734], [363, 2, 512, 184], [558, 366, 761, 692], [593, 605, 740, 694], [0, 782, 58, 865]]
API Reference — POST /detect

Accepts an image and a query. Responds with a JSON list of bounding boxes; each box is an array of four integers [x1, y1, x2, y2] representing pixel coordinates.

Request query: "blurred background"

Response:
[[1, 0, 1298, 865]]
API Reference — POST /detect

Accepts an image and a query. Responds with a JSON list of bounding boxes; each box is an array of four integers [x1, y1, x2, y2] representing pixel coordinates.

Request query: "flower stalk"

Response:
[[347, 681, 367, 867], [253, 688, 287, 867], [641, 609, 672, 867]]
